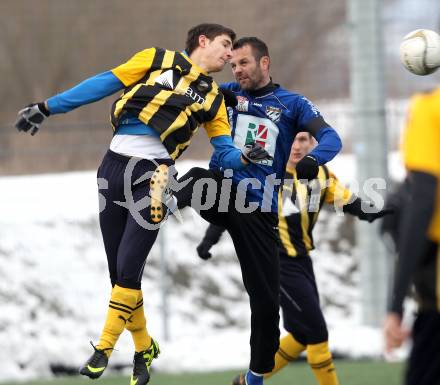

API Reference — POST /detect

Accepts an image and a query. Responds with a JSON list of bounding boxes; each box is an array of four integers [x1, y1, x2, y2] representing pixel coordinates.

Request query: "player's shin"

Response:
[[307, 341, 339, 385], [125, 292, 152, 352], [97, 284, 140, 355], [264, 333, 306, 378]]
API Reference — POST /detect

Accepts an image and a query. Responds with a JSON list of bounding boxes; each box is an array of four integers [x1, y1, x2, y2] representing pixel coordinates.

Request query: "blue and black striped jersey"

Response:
[[210, 82, 342, 212]]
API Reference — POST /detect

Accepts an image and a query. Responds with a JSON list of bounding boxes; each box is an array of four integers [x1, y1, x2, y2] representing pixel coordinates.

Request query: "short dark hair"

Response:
[[185, 23, 236, 55], [233, 37, 269, 62]]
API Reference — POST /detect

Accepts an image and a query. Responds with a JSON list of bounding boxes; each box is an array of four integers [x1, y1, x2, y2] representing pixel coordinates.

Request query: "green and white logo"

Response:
[[234, 115, 279, 166]]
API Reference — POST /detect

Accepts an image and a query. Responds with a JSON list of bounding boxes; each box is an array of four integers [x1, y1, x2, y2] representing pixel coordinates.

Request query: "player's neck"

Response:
[[256, 77, 271, 89], [248, 78, 276, 97], [188, 51, 210, 73]]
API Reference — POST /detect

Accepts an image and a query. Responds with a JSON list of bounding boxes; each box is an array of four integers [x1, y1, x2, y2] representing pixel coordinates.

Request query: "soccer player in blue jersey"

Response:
[[198, 132, 392, 385], [174, 37, 342, 385], [15, 24, 271, 385]]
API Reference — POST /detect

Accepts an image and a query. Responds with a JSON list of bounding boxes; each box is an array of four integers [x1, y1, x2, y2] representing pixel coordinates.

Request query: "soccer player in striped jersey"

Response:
[[384, 86, 440, 385], [15, 23, 271, 385], [196, 132, 391, 385]]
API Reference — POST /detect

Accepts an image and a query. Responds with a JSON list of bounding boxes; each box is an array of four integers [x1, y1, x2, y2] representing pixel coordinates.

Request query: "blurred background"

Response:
[[0, 0, 439, 384], [1, 0, 439, 174]]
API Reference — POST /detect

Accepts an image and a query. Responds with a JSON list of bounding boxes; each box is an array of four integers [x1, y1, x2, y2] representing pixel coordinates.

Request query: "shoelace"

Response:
[[88, 341, 113, 366]]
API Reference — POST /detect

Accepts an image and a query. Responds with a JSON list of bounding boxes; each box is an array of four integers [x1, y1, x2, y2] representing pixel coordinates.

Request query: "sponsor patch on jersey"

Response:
[[236, 96, 249, 112], [265, 106, 282, 123], [155, 70, 206, 105], [234, 115, 279, 166], [184, 87, 205, 104]]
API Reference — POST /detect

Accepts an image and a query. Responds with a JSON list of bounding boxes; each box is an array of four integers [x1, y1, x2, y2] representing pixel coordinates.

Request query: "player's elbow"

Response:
[[330, 128, 342, 152]]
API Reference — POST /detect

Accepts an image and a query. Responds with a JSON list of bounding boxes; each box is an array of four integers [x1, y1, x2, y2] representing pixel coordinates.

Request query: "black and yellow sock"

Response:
[[264, 333, 306, 378], [96, 285, 140, 356], [125, 292, 152, 352], [307, 341, 339, 385]]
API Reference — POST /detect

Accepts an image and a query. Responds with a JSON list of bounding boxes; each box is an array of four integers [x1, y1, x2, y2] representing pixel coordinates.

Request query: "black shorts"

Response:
[[175, 166, 281, 373], [279, 252, 328, 345], [97, 150, 174, 289]]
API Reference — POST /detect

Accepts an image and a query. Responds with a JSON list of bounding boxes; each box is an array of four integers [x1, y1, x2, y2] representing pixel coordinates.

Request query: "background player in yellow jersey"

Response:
[[383, 86, 440, 385], [15, 23, 271, 385], [197, 132, 391, 385]]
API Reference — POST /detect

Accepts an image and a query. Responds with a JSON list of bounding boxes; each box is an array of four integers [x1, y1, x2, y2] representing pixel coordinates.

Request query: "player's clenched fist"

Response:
[[15, 102, 50, 135], [242, 142, 273, 164]]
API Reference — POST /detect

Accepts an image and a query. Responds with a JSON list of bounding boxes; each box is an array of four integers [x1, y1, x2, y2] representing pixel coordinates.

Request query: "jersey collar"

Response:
[[247, 79, 279, 97], [181, 50, 209, 75]]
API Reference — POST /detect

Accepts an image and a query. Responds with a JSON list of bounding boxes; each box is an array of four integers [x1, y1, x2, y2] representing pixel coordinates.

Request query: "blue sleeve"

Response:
[[296, 95, 323, 127], [210, 136, 246, 171], [46, 71, 125, 114], [308, 126, 342, 164], [219, 82, 241, 92]]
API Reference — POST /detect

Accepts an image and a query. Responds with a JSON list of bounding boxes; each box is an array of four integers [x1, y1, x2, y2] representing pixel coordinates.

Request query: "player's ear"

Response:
[[198, 34, 208, 48], [260, 56, 270, 70]]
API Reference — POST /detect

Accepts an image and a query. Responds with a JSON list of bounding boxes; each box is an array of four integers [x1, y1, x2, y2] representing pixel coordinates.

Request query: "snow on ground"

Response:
[[0, 157, 407, 382]]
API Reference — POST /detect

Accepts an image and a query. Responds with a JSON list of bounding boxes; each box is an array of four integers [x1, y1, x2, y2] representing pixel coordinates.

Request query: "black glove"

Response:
[[196, 241, 213, 260], [242, 142, 273, 164], [344, 197, 395, 223], [15, 102, 50, 135], [362, 207, 395, 223], [220, 88, 238, 108], [295, 155, 319, 181]]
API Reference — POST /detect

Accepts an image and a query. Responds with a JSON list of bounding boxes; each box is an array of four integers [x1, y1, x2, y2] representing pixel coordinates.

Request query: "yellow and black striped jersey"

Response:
[[278, 165, 352, 257], [110, 47, 231, 160], [402, 87, 440, 242]]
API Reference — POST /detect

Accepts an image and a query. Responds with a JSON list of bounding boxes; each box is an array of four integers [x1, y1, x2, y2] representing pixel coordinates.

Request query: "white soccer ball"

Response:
[[399, 29, 440, 75]]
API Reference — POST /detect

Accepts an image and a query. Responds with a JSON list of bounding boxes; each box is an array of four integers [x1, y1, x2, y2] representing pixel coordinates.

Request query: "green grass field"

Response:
[[2, 360, 404, 385]]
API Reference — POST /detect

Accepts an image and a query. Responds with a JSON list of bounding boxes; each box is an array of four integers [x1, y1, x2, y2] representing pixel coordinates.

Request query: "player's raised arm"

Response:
[[15, 71, 126, 135], [323, 169, 393, 222], [294, 98, 342, 181], [15, 48, 159, 135]]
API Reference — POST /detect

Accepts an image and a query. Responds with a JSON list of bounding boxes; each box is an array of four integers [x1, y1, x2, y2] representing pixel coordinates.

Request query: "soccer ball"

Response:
[[399, 29, 440, 75]]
